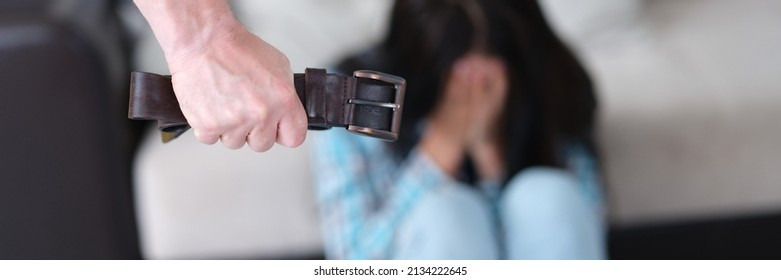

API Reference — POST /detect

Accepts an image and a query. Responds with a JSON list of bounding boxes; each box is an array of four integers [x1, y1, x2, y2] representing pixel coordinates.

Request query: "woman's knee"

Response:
[[500, 167, 585, 214], [499, 167, 605, 259], [394, 183, 499, 259]]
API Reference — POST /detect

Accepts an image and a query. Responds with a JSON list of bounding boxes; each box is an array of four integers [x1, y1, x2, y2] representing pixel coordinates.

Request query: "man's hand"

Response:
[[168, 24, 307, 152], [134, 0, 307, 152]]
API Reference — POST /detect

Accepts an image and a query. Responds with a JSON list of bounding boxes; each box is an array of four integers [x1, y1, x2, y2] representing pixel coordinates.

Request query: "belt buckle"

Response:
[[348, 70, 406, 141]]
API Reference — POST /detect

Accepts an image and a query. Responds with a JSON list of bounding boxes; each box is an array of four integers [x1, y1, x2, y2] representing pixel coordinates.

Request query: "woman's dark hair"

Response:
[[338, 0, 598, 184]]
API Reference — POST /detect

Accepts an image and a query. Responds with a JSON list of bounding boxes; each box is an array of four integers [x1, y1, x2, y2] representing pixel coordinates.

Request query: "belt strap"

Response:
[[128, 68, 405, 143]]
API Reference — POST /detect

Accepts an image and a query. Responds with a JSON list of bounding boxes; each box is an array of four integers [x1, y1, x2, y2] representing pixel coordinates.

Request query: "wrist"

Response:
[[420, 127, 465, 177], [134, 0, 241, 68], [469, 138, 505, 181]]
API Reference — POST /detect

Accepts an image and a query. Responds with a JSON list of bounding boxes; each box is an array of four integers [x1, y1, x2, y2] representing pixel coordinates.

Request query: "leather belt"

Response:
[[128, 68, 405, 143]]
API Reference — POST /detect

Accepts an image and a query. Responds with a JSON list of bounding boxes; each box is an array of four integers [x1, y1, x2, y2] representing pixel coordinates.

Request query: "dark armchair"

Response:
[[0, 0, 142, 259]]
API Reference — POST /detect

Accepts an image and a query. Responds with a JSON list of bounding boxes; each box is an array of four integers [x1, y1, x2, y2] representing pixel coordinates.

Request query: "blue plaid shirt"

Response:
[[310, 129, 451, 259], [310, 130, 603, 260]]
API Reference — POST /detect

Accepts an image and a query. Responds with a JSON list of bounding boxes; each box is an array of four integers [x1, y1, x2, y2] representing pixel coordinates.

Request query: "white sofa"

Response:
[[541, 0, 781, 224]]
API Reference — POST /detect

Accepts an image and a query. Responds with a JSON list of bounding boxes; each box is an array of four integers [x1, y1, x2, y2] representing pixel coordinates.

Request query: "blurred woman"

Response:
[[311, 0, 604, 259]]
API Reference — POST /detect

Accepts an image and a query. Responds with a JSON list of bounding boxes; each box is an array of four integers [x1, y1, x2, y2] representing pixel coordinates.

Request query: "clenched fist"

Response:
[[135, 0, 307, 152]]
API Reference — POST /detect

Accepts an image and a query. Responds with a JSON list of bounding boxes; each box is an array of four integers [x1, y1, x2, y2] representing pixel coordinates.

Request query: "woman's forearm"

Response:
[[419, 125, 465, 178], [469, 138, 505, 181]]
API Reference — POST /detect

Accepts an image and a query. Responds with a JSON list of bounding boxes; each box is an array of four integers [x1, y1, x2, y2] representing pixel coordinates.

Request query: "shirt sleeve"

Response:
[[310, 130, 450, 259], [565, 144, 605, 209]]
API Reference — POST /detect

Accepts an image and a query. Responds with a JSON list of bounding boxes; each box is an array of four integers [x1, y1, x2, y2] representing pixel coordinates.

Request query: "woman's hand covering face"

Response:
[[422, 53, 508, 178]]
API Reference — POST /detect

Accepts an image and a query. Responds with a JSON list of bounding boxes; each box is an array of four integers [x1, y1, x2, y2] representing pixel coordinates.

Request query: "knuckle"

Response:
[[225, 142, 244, 150], [194, 130, 217, 145], [277, 126, 306, 148], [250, 140, 274, 153], [248, 126, 276, 152], [194, 117, 221, 134], [250, 107, 270, 124], [288, 134, 306, 148], [223, 110, 245, 128], [292, 123, 308, 144], [221, 134, 245, 150]]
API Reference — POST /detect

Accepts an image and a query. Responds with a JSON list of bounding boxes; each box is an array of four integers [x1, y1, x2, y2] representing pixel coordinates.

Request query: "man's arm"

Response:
[[134, 0, 307, 151]]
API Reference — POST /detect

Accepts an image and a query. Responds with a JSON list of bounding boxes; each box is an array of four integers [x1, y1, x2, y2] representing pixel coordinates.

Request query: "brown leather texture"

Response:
[[129, 68, 399, 142]]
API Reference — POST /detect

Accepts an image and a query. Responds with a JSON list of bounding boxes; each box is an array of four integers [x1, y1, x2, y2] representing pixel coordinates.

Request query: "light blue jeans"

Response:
[[393, 167, 605, 259]]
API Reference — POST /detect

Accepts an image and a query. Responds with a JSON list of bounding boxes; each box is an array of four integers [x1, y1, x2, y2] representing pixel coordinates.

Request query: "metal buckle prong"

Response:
[[347, 99, 401, 110], [348, 70, 406, 141]]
